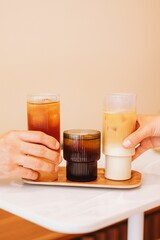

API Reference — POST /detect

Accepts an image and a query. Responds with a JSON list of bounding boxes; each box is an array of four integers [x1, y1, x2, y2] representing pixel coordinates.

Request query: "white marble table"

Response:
[[0, 150, 160, 240]]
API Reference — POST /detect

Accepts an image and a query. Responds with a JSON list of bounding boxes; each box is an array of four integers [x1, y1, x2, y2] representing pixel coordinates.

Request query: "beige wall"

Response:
[[0, 0, 160, 135]]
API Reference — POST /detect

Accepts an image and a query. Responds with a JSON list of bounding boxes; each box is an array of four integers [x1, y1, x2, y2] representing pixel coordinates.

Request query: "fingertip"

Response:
[[22, 171, 39, 181], [29, 171, 39, 180], [32, 172, 40, 180], [122, 139, 132, 148]]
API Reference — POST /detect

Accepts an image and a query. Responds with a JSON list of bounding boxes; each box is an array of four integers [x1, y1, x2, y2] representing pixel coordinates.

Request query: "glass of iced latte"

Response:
[[102, 93, 136, 180], [27, 93, 60, 181]]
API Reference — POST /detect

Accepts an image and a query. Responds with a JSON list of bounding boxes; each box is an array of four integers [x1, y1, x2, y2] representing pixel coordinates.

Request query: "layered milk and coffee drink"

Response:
[[102, 93, 137, 180]]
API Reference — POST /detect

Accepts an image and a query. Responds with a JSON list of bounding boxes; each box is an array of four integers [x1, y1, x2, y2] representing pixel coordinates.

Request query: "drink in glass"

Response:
[[27, 93, 60, 181], [102, 93, 136, 180], [63, 129, 101, 182]]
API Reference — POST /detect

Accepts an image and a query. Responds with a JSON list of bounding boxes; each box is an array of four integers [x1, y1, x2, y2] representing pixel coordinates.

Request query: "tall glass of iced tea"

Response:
[[27, 93, 60, 181], [102, 93, 136, 180]]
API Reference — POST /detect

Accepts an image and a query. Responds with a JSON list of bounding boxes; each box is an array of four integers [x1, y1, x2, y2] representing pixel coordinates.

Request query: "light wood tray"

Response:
[[24, 167, 142, 189]]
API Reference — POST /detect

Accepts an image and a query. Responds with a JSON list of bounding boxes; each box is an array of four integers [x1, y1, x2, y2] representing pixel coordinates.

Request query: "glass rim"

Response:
[[27, 92, 60, 103], [63, 129, 101, 140], [103, 93, 137, 112], [104, 92, 137, 98]]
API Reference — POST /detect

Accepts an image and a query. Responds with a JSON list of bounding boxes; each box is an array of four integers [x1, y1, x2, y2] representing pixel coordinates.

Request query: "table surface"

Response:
[[0, 150, 160, 234]]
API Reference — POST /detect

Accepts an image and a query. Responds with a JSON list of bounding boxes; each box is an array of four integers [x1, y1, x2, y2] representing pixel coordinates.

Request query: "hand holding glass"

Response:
[[27, 93, 60, 181]]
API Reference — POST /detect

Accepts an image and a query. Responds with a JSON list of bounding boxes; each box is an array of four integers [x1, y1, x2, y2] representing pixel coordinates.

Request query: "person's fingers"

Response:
[[12, 165, 39, 180], [16, 155, 57, 173], [132, 144, 150, 160], [19, 141, 61, 164], [14, 130, 60, 150], [122, 126, 151, 148], [131, 137, 159, 160]]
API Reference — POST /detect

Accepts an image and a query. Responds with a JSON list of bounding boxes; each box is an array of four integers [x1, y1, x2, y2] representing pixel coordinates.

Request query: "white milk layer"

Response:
[[105, 155, 131, 180], [103, 144, 135, 156]]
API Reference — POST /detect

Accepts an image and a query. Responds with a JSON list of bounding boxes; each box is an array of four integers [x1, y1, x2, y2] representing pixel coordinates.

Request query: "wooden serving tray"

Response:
[[24, 167, 142, 189]]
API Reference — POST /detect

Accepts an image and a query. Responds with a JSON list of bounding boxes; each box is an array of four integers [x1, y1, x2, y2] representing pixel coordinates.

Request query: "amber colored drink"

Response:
[[27, 94, 60, 181], [27, 101, 60, 142]]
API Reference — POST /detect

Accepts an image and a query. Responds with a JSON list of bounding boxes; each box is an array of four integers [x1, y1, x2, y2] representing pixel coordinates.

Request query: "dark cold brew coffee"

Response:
[[63, 129, 100, 182]]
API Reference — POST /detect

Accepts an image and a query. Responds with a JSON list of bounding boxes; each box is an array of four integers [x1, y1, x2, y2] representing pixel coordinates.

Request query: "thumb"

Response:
[[122, 127, 150, 148]]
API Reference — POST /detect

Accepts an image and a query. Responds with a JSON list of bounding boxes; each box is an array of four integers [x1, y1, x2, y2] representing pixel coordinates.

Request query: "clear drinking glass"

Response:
[[27, 93, 60, 181], [102, 93, 137, 180]]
